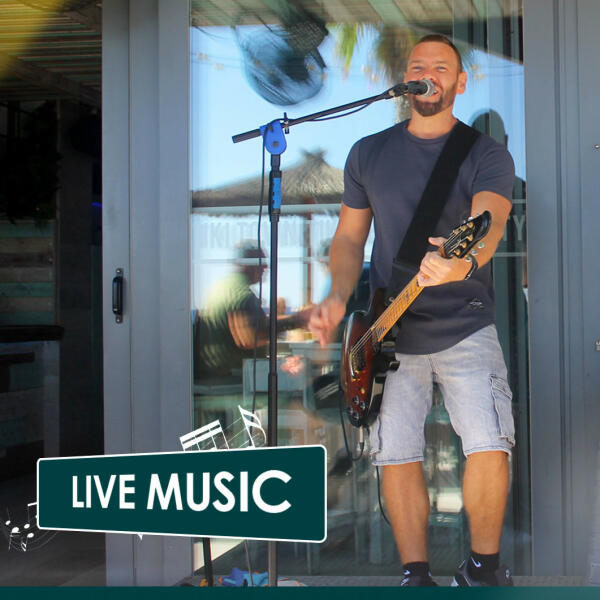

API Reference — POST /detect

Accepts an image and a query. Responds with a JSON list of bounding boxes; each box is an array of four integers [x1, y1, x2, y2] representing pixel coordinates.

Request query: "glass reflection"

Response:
[[190, 0, 528, 579]]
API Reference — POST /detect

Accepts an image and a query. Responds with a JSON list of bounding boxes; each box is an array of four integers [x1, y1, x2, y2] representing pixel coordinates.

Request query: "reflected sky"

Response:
[[190, 25, 525, 191], [190, 25, 525, 311]]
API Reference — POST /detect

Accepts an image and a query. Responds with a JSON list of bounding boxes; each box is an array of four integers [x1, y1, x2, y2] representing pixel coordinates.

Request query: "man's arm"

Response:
[[309, 204, 373, 345], [228, 306, 312, 349], [417, 190, 512, 286], [227, 311, 265, 349]]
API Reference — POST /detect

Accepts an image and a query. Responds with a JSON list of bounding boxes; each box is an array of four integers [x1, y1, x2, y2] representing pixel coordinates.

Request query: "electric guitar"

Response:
[[340, 211, 491, 428]]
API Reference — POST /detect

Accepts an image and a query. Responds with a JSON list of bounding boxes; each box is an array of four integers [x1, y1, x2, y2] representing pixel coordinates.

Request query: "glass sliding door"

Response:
[[189, 0, 529, 578]]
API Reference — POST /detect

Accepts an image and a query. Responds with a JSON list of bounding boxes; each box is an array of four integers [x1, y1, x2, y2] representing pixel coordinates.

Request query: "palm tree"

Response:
[[335, 24, 474, 122], [335, 23, 418, 121]]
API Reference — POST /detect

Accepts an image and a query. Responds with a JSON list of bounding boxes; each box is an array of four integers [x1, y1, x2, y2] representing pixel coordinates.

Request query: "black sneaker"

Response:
[[400, 572, 438, 586], [451, 559, 514, 586]]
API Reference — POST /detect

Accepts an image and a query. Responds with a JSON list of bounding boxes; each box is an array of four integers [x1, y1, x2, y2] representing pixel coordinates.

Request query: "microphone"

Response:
[[386, 79, 435, 98]]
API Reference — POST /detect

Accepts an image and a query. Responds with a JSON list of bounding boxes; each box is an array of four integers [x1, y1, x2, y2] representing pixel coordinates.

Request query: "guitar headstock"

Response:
[[442, 211, 491, 260]]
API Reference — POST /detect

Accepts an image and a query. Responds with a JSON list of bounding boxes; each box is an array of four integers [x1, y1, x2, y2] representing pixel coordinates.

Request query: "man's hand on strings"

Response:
[[417, 237, 471, 287]]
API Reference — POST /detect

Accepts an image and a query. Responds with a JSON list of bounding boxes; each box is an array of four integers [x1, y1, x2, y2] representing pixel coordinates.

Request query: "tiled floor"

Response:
[[180, 573, 590, 587], [0, 531, 105, 586], [292, 575, 588, 587]]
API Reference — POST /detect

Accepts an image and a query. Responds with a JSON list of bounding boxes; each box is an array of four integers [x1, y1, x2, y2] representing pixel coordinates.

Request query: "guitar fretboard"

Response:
[[349, 275, 423, 372], [371, 275, 423, 342]]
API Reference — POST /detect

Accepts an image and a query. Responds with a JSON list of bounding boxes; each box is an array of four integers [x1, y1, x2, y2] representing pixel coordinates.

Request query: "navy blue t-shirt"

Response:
[[343, 119, 515, 354]]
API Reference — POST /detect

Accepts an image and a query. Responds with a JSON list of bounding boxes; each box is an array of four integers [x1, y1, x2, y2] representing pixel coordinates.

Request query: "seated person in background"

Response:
[[194, 240, 309, 380]]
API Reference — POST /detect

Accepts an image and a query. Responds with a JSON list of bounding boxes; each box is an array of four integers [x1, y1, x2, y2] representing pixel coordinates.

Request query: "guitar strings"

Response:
[[350, 280, 416, 360], [350, 223, 467, 358], [349, 276, 420, 361], [348, 224, 475, 363]]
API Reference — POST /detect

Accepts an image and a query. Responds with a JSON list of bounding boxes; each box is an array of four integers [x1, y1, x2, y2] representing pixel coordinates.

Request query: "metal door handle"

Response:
[[112, 268, 124, 323]]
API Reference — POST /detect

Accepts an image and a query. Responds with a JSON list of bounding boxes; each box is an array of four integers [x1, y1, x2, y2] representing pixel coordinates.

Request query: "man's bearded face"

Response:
[[408, 80, 458, 117]]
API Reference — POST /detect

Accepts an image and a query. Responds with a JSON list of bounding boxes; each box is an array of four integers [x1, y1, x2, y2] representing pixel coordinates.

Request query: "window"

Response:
[[190, 0, 529, 577]]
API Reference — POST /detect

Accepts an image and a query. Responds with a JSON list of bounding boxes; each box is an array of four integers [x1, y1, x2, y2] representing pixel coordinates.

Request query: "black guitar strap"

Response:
[[386, 121, 481, 297]]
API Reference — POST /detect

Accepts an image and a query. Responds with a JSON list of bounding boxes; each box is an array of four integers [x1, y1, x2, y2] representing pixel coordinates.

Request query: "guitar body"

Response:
[[341, 288, 392, 427]]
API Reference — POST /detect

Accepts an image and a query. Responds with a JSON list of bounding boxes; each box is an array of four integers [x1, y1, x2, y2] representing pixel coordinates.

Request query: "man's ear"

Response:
[[457, 70, 467, 95]]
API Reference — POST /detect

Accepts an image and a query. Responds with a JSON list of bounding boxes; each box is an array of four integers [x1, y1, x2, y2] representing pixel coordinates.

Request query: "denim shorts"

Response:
[[369, 324, 515, 465]]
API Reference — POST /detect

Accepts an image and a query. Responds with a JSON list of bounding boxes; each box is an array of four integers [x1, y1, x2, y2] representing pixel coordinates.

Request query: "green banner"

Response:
[[37, 445, 326, 542]]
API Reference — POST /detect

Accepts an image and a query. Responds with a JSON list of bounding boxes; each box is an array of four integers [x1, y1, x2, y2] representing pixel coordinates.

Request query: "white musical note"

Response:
[[8, 525, 20, 550], [2, 501, 57, 552], [179, 420, 229, 452], [20, 531, 34, 552], [238, 406, 267, 448]]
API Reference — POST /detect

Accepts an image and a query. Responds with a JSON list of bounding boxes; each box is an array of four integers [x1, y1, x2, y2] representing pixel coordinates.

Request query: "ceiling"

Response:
[[192, 0, 456, 27], [0, 0, 100, 106], [191, 0, 521, 28], [0, 0, 521, 107]]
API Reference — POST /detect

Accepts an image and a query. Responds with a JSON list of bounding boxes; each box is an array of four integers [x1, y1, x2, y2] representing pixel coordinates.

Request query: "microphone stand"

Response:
[[232, 81, 420, 144], [231, 81, 420, 587]]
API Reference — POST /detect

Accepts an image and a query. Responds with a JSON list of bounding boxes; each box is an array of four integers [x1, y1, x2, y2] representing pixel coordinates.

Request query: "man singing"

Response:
[[309, 34, 515, 587]]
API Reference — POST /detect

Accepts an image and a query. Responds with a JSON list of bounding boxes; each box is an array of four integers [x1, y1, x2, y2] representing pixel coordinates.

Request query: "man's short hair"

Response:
[[415, 34, 463, 72], [234, 240, 266, 265]]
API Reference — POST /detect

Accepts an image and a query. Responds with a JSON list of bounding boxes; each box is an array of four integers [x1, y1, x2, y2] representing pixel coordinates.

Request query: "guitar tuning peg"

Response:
[[465, 255, 473, 262], [478, 241, 485, 249], [471, 249, 478, 256]]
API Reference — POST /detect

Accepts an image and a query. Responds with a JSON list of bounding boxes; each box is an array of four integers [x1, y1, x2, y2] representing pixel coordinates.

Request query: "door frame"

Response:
[[524, 0, 600, 576], [102, 0, 192, 585]]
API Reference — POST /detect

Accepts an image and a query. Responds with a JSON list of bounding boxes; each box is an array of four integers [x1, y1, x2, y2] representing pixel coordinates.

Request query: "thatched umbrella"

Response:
[[192, 149, 343, 208], [192, 150, 343, 304]]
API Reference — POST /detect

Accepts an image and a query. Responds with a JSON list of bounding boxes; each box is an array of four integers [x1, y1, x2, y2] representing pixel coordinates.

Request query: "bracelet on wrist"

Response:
[[464, 255, 478, 280]]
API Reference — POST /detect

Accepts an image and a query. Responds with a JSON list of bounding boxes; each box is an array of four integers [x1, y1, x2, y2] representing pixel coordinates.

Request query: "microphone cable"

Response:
[[338, 390, 364, 462], [336, 394, 392, 526], [375, 465, 391, 527]]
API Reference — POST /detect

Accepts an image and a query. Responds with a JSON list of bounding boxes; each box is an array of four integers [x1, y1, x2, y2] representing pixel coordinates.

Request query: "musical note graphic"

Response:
[[2, 501, 58, 552], [7, 523, 20, 550], [237, 406, 267, 448], [179, 406, 267, 456], [179, 420, 229, 452]]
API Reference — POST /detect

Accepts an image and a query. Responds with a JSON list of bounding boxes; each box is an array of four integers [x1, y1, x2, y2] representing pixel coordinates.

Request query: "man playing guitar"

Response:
[[309, 34, 515, 587]]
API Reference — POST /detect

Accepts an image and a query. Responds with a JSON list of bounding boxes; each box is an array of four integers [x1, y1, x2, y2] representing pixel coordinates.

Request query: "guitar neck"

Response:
[[370, 275, 423, 342]]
